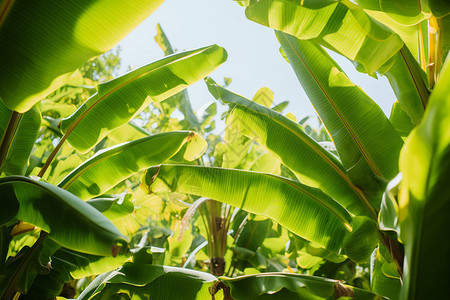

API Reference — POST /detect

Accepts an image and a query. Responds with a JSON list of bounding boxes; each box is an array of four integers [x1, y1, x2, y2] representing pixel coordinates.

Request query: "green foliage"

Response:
[[0, 1, 449, 299]]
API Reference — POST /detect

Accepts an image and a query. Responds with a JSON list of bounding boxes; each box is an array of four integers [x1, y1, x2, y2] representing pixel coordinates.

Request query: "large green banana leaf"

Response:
[[142, 164, 352, 253], [155, 23, 200, 130], [0, 102, 41, 176], [77, 263, 216, 300], [245, 0, 403, 74], [277, 32, 404, 197], [60, 45, 227, 153], [398, 57, 450, 299], [57, 131, 206, 200], [207, 81, 375, 218], [0, 0, 165, 113], [383, 46, 429, 125], [0, 176, 128, 256]]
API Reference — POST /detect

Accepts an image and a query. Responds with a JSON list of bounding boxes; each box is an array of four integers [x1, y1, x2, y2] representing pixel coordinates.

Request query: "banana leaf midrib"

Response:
[[399, 46, 428, 110], [219, 271, 337, 282], [0, 0, 14, 30], [281, 34, 384, 178]]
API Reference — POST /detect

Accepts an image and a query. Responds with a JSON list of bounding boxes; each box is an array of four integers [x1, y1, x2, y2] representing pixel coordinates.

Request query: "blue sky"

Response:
[[116, 0, 396, 123]]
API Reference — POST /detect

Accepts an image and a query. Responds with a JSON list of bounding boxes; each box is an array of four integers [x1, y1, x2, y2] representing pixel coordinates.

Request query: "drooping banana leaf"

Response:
[[245, 0, 403, 74], [220, 272, 388, 299], [142, 164, 353, 253], [0, 176, 128, 256], [155, 23, 200, 130], [207, 80, 376, 218], [0, 0, 166, 113], [77, 263, 216, 300], [0, 102, 41, 176], [277, 32, 404, 198], [383, 46, 429, 125], [398, 57, 450, 299], [60, 45, 227, 153], [58, 131, 207, 200]]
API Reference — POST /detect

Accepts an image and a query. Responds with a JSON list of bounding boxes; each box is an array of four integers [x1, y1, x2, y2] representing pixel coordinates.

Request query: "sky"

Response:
[[116, 0, 397, 124]]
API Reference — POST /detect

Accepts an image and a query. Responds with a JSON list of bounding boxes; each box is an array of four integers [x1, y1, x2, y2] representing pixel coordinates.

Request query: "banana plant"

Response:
[[0, 1, 228, 298], [1, 0, 449, 299], [134, 1, 450, 299]]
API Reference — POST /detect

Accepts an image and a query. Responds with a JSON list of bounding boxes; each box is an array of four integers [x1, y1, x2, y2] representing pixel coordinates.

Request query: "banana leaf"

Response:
[[60, 45, 227, 153], [207, 81, 376, 217], [398, 56, 450, 299], [383, 46, 429, 125], [277, 32, 404, 197], [57, 131, 206, 200], [245, 0, 403, 74], [0, 0, 165, 112], [0, 176, 128, 256], [0, 102, 41, 176], [142, 164, 352, 253]]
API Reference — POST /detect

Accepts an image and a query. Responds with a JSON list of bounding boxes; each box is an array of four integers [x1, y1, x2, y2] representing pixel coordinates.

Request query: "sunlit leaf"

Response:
[[0, 0, 165, 112], [60, 45, 226, 153], [0, 176, 128, 256], [142, 164, 353, 253]]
